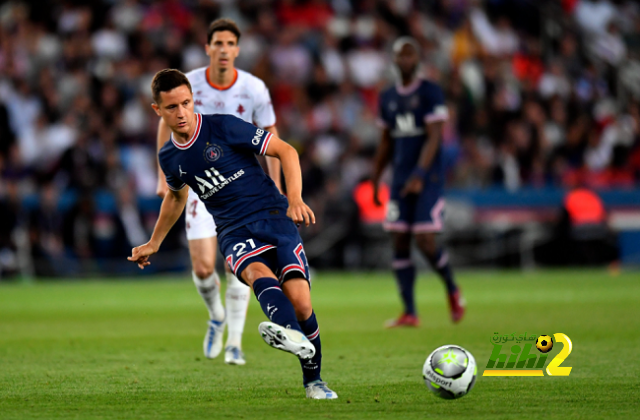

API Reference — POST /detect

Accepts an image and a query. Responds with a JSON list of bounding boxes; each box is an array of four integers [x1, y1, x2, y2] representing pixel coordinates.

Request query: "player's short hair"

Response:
[[393, 36, 420, 56], [207, 18, 241, 45], [151, 69, 192, 104]]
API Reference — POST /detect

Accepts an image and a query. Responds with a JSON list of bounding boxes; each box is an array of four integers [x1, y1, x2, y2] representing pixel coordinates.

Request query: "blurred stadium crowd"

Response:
[[0, 0, 639, 276]]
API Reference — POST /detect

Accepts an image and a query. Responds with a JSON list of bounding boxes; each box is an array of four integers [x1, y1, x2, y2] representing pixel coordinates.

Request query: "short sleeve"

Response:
[[377, 93, 389, 129], [424, 85, 449, 124], [224, 115, 274, 156], [159, 156, 186, 191], [252, 81, 277, 128]]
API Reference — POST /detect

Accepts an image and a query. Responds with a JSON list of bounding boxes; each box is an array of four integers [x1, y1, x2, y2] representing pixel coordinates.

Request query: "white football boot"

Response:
[[258, 322, 315, 360], [305, 381, 339, 400], [203, 319, 225, 359], [224, 345, 246, 365]]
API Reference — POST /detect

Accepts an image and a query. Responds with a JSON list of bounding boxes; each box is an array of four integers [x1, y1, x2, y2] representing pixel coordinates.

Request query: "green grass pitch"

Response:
[[1, 270, 639, 419]]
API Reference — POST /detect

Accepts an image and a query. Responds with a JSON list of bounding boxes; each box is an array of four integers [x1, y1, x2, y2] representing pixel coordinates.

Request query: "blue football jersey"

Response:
[[158, 113, 289, 236], [378, 79, 448, 192]]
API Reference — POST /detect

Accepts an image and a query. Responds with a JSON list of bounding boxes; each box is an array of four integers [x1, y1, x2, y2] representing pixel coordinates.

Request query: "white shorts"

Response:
[[185, 187, 217, 240]]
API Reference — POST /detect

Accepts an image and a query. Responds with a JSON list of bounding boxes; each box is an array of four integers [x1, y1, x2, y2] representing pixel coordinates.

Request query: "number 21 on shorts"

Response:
[[233, 239, 256, 257]]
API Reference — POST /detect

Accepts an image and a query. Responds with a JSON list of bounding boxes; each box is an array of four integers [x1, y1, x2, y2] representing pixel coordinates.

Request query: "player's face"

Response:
[[205, 30, 239, 71], [394, 44, 419, 78], [151, 85, 195, 136]]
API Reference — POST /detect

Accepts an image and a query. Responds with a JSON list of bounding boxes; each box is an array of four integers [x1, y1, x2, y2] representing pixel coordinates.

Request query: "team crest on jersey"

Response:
[[204, 143, 223, 162], [195, 99, 203, 106]]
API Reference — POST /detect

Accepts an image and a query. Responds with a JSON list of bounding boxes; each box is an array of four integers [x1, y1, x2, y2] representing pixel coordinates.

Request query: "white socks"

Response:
[[224, 272, 250, 348], [192, 270, 249, 349], [192, 271, 225, 321]]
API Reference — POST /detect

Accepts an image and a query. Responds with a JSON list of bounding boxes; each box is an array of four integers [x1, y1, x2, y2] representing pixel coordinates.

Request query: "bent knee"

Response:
[[286, 287, 313, 320], [392, 232, 412, 253], [241, 263, 276, 286], [192, 260, 214, 280], [415, 233, 437, 254], [292, 300, 313, 321]]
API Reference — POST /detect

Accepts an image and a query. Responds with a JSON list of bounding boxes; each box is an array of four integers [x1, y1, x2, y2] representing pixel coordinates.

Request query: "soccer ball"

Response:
[[536, 335, 553, 353], [423, 345, 477, 399]]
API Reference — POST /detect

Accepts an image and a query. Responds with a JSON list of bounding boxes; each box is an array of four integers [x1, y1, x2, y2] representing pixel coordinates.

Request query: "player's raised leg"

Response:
[[386, 231, 420, 328], [224, 268, 250, 365], [239, 262, 314, 358], [189, 236, 226, 358], [414, 232, 464, 323]]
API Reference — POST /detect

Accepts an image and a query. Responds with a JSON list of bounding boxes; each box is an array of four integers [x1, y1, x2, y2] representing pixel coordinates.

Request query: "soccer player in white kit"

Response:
[[155, 19, 282, 365]]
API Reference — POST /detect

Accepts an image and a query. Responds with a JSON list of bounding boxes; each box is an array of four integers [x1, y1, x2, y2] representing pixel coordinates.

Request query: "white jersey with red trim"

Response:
[[185, 67, 276, 129]]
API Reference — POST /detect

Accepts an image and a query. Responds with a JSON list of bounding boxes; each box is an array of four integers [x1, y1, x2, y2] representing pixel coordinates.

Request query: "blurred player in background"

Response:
[[373, 37, 465, 327], [156, 19, 281, 365], [132, 69, 337, 399]]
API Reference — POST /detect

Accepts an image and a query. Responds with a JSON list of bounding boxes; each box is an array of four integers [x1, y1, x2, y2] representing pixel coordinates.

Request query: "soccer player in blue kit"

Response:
[[128, 69, 337, 399], [373, 38, 465, 327]]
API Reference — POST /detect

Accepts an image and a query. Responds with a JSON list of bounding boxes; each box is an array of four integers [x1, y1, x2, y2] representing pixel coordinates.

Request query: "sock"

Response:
[[192, 271, 225, 321], [298, 311, 322, 385], [392, 253, 416, 315], [428, 249, 458, 294], [252, 277, 302, 333], [225, 272, 250, 348]]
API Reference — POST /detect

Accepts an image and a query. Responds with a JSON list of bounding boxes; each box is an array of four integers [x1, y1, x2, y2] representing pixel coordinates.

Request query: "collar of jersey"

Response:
[[395, 78, 421, 96], [171, 113, 202, 150], [206, 67, 238, 91]]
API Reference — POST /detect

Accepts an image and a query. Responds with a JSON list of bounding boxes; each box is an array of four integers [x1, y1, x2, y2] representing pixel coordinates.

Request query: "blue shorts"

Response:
[[383, 187, 445, 234], [219, 218, 310, 284]]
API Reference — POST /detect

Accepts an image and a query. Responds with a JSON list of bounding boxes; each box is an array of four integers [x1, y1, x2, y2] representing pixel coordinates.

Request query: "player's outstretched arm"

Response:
[[263, 125, 283, 193], [372, 128, 392, 206], [128, 186, 188, 269], [155, 118, 172, 198], [401, 121, 444, 197], [264, 136, 315, 227]]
